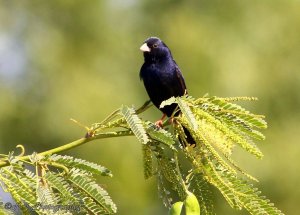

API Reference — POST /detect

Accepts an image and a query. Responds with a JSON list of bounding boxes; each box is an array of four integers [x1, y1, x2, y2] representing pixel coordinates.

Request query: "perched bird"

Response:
[[139, 37, 195, 146]]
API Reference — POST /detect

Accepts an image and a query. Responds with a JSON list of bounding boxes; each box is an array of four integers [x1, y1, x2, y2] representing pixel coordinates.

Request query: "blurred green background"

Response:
[[0, 1, 299, 214]]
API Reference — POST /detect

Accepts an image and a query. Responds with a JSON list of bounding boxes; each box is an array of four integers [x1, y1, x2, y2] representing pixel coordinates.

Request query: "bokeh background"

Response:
[[1, 1, 299, 214]]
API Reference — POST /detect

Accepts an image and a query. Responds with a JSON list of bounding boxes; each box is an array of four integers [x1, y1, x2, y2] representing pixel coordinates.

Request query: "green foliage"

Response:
[[0, 96, 284, 214], [177, 98, 198, 130], [139, 96, 283, 215], [145, 121, 176, 148], [189, 173, 214, 215], [142, 144, 154, 179], [121, 105, 150, 144], [0, 154, 116, 214], [49, 154, 112, 176], [68, 169, 117, 214]]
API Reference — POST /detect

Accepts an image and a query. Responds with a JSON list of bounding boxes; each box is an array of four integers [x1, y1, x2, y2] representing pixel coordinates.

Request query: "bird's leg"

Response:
[[168, 117, 175, 124], [155, 114, 166, 128]]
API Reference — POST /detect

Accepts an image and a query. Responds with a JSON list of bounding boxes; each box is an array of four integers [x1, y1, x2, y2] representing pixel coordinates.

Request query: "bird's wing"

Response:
[[175, 65, 188, 95]]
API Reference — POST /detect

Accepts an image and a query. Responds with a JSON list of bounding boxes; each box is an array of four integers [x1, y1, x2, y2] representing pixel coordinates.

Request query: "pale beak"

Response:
[[140, 43, 151, 52]]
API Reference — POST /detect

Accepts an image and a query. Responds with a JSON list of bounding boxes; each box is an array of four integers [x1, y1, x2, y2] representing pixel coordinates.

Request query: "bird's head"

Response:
[[140, 37, 172, 62]]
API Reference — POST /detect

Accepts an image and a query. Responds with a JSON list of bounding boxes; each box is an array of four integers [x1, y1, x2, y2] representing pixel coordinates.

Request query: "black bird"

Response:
[[139, 37, 195, 146]]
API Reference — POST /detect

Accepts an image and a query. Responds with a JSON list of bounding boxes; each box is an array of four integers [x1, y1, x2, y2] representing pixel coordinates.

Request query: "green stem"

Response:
[[0, 101, 151, 168], [0, 130, 133, 168], [173, 152, 189, 195], [47, 161, 70, 174]]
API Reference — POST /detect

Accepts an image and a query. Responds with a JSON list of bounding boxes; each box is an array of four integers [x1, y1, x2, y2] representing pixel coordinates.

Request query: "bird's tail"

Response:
[[179, 126, 196, 147]]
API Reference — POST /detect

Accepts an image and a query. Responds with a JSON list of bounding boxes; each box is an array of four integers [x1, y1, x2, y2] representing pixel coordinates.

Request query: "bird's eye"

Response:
[[153, 43, 158, 48]]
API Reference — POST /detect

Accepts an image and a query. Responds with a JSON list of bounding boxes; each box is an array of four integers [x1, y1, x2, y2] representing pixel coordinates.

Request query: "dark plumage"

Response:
[[139, 37, 195, 146], [139, 37, 187, 117]]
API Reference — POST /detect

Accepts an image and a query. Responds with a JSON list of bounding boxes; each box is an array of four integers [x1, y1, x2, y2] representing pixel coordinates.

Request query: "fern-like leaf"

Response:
[[121, 105, 149, 144], [82, 196, 108, 214], [208, 97, 267, 129], [145, 121, 176, 149], [142, 144, 154, 179], [37, 184, 56, 205], [194, 108, 263, 158], [157, 156, 186, 200], [44, 172, 78, 204], [157, 171, 173, 208], [189, 173, 215, 215], [0, 169, 36, 208], [160, 96, 176, 108], [49, 154, 112, 176], [204, 160, 243, 209], [68, 170, 117, 214], [217, 165, 283, 215], [177, 97, 198, 130]]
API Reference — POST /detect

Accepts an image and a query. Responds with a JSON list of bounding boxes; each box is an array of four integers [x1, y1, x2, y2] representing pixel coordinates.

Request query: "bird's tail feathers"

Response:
[[179, 126, 196, 148]]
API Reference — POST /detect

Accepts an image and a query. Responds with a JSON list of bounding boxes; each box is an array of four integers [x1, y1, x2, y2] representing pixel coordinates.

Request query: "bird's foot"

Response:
[[169, 117, 175, 124], [155, 114, 166, 128], [155, 120, 164, 128]]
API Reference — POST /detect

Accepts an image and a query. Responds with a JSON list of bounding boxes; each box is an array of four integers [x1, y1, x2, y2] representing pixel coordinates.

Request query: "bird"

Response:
[[139, 37, 195, 147]]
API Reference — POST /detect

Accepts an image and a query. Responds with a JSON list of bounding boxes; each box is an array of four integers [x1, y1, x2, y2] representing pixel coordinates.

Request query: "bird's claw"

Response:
[[169, 117, 174, 124], [155, 120, 164, 128]]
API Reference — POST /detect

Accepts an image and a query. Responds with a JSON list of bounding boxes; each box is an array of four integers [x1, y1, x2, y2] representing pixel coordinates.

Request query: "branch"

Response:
[[0, 100, 152, 168], [0, 131, 133, 168]]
